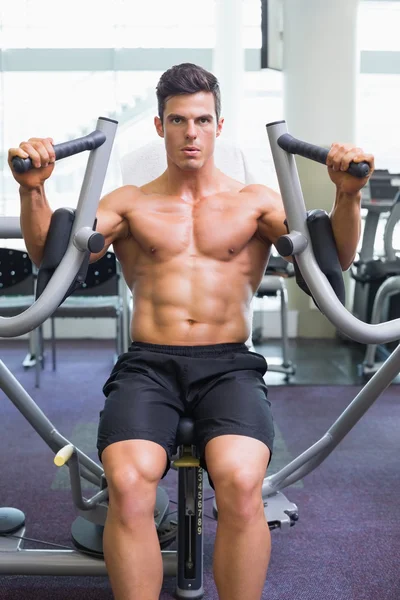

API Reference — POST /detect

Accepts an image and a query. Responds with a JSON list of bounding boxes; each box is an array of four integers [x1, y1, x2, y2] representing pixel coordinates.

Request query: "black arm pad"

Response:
[[286, 210, 346, 307], [266, 255, 295, 277], [35, 208, 92, 304]]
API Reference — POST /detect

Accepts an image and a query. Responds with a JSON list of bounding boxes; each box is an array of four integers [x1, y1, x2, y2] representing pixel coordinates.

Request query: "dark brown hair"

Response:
[[156, 63, 221, 123]]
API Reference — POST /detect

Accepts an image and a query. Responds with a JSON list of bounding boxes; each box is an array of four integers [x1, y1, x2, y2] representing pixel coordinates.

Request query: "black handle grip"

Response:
[[277, 133, 370, 179], [12, 130, 107, 174]]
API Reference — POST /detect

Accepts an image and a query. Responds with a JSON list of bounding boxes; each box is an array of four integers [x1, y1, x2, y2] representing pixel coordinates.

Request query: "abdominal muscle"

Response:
[[130, 255, 254, 346]]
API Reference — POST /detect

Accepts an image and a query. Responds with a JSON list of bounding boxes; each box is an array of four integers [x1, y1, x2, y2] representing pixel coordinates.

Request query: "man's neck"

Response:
[[163, 158, 222, 202]]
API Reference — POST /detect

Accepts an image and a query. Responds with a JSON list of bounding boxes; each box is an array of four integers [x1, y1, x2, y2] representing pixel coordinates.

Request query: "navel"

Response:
[[150, 247, 156, 254], [228, 248, 235, 254]]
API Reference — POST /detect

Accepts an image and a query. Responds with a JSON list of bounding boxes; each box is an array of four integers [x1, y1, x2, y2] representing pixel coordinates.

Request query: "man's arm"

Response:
[[89, 187, 132, 263], [18, 184, 133, 267], [8, 136, 135, 267], [8, 137, 56, 267], [326, 143, 374, 270], [254, 186, 289, 257], [19, 184, 53, 268], [256, 143, 375, 270]]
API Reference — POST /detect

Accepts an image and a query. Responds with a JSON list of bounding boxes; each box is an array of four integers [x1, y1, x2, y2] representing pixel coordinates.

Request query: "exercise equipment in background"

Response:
[[351, 170, 400, 376], [253, 255, 296, 380]]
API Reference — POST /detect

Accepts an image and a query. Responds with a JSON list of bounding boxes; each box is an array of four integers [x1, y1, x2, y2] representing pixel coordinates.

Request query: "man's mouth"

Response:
[[182, 147, 200, 155]]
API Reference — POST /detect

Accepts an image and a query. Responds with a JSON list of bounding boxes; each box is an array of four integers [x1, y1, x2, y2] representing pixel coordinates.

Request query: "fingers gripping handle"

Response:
[[12, 130, 107, 174], [277, 133, 370, 178]]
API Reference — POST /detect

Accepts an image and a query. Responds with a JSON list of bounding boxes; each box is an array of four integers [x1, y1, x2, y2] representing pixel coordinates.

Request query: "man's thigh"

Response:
[[97, 370, 183, 472], [205, 433, 271, 492], [192, 369, 275, 486]]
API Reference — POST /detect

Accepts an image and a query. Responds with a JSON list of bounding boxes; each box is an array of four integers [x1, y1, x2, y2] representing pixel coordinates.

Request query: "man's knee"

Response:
[[102, 439, 168, 521], [205, 435, 270, 521]]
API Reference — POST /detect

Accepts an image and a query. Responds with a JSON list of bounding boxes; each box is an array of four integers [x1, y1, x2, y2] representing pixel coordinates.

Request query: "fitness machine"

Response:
[[1, 118, 400, 600], [352, 169, 400, 323], [351, 170, 400, 376], [253, 256, 296, 379]]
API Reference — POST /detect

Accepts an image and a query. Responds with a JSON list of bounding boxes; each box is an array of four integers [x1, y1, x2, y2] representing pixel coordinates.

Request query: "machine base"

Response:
[[213, 490, 298, 531], [70, 486, 178, 556]]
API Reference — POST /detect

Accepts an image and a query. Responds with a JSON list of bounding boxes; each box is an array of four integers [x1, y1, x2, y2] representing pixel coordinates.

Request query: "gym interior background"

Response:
[[1, 1, 400, 599]]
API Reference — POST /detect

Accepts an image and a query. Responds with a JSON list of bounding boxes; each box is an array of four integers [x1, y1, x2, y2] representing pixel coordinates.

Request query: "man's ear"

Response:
[[216, 117, 224, 138], [154, 116, 164, 138]]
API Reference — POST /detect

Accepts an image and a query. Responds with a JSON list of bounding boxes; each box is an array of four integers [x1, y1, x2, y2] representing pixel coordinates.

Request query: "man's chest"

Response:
[[127, 200, 265, 260]]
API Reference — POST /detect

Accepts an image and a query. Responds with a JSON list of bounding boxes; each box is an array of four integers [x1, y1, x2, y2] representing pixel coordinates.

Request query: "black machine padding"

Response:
[[289, 210, 346, 307], [35, 208, 92, 304]]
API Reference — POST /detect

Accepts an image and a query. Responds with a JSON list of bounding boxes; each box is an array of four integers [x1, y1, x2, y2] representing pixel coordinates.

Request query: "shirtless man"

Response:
[[8, 63, 374, 600]]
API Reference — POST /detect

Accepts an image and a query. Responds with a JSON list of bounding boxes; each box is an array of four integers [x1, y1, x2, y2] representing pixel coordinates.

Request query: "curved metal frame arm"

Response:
[[384, 192, 400, 261], [267, 120, 400, 345], [0, 117, 118, 338]]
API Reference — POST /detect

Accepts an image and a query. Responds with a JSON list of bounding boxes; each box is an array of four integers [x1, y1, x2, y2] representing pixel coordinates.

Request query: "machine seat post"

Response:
[[174, 418, 205, 600]]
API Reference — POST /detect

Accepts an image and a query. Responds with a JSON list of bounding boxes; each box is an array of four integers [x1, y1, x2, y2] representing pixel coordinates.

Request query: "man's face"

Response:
[[154, 91, 223, 171]]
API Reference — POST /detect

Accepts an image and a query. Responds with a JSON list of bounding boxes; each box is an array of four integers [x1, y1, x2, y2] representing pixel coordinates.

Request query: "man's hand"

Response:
[[326, 143, 375, 195], [8, 137, 56, 190]]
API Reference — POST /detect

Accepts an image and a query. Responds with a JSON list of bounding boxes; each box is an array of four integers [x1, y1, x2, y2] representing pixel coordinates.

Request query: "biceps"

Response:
[[97, 206, 128, 244], [89, 207, 128, 263], [258, 208, 294, 263], [259, 208, 287, 246]]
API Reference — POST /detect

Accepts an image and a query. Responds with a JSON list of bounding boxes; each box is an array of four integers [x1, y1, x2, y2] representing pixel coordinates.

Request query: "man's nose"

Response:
[[185, 121, 197, 139]]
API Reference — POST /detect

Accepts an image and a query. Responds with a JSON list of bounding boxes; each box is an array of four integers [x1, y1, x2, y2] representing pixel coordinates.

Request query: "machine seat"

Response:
[[176, 417, 195, 446]]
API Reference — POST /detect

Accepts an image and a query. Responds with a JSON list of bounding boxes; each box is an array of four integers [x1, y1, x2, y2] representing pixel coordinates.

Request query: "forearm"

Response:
[[329, 190, 362, 271], [19, 185, 53, 267]]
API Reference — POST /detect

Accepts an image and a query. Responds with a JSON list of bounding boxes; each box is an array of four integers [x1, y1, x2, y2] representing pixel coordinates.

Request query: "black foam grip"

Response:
[[307, 209, 346, 306], [277, 133, 370, 179], [283, 211, 346, 307], [36, 208, 93, 304], [36, 208, 75, 299], [12, 130, 106, 174]]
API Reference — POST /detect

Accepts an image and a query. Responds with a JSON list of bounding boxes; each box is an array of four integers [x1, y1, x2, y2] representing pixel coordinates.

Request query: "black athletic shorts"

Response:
[[97, 342, 275, 488]]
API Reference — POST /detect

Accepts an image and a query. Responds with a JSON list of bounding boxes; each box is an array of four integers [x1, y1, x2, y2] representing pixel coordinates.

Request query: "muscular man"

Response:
[[8, 63, 374, 600]]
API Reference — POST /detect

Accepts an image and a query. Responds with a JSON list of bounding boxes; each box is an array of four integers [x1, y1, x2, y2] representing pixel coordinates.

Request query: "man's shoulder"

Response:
[[238, 183, 280, 205], [110, 184, 144, 201], [239, 183, 274, 196], [99, 184, 145, 215], [238, 184, 283, 219]]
